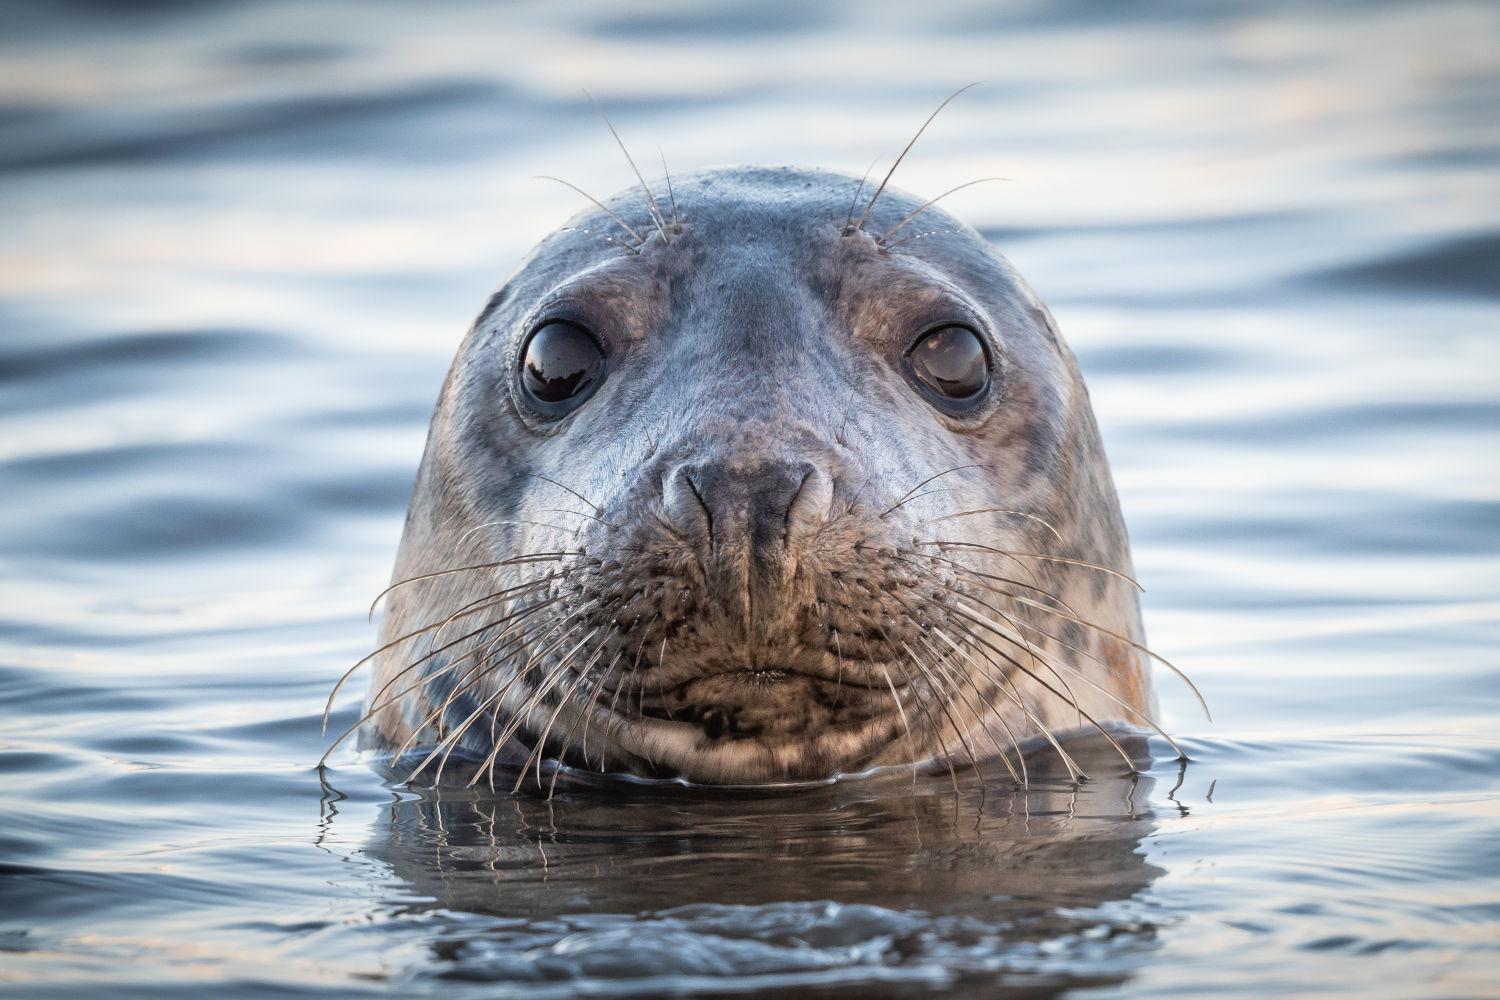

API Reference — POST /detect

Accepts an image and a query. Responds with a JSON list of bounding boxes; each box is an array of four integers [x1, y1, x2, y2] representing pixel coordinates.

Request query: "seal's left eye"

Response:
[[907, 325, 990, 407], [520, 321, 605, 411]]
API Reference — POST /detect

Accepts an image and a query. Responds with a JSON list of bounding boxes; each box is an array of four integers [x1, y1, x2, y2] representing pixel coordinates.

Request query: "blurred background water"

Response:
[[2, 1, 1498, 997]]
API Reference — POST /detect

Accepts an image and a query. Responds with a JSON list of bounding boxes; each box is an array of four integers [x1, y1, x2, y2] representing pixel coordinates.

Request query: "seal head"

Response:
[[359, 166, 1156, 786]]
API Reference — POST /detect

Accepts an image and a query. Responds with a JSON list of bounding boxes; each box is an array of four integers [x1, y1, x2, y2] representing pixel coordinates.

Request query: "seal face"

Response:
[[357, 165, 1159, 786]]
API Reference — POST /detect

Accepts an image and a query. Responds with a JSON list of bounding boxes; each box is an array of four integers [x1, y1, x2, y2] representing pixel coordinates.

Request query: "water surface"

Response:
[[2, 1, 1498, 997]]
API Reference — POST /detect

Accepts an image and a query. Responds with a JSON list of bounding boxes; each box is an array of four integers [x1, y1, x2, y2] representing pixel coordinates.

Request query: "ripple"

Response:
[[1308, 231, 1500, 299]]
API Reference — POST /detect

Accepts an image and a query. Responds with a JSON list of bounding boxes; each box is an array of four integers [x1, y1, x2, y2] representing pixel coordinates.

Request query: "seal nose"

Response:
[[662, 458, 833, 569]]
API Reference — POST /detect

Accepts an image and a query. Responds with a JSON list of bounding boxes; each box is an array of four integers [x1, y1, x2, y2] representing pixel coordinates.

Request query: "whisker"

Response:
[[320, 610, 560, 766], [369, 599, 564, 724], [953, 592, 1186, 759], [369, 555, 567, 618], [989, 593, 1209, 721], [538, 508, 615, 529], [842, 157, 880, 235], [877, 177, 1008, 246], [520, 638, 611, 792], [600, 613, 659, 764], [429, 583, 559, 651], [936, 627, 1087, 782], [407, 617, 588, 784], [898, 640, 984, 787], [873, 655, 936, 789], [852, 82, 979, 235], [881, 464, 988, 516], [528, 474, 609, 521], [906, 632, 1019, 784], [454, 514, 596, 552], [534, 175, 644, 245], [324, 581, 556, 732], [926, 628, 1033, 786], [879, 228, 940, 251], [392, 608, 583, 764], [485, 629, 602, 787], [554, 648, 624, 796], [830, 625, 845, 712], [892, 551, 1074, 616], [917, 541, 1145, 592], [657, 147, 681, 231], [585, 91, 670, 243], [883, 586, 1021, 784], [881, 487, 960, 517], [920, 507, 1065, 542], [942, 611, 1137, 775], [953, 593, 1086, 730]]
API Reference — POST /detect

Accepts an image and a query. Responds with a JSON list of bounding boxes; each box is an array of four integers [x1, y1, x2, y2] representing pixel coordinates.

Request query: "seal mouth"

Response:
[[632, 666, 903, 742]]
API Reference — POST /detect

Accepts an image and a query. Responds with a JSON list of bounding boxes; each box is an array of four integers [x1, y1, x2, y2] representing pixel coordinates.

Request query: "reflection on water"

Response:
[[332, 737, 1161, 997], [2, 0, 1499, 997]]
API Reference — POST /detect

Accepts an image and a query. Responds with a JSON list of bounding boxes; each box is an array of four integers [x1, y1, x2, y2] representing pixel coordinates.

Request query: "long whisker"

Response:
[[882, 487, 960, 517], [955, 592, 1086, 731], [486, 629, 602, 788], [520, 638, 611, 792], [892, 551, 1075, 616], [528, 474, 609, 521], [917, 540, 1144, 591], [842, 157, 880, 234], [407, 617, 587, 784], [658, 147, 680, 231], [585, 91, 669, 243], [874, 664, 919, 786], [369, 555, 567, 618], [907, 631, 1020, 784], [553, 648, 624, 796], [319, 604, 561, 764], [883, 585, 1022, 784], [989, 593, 1209, 721], [946, 605, 1140, 775], [898, 640, 983, 787], [391, 608, 582, 765], [325, 580, 555, 731], [370, 597, 565, 723], [877, 177, 1007, 246], [952, 591, 1186, 759], [921, 508, 1065, 542], [875, 654, 948, 790], [535, 175, 643, 245], [927, 628, 1031, 786], [882, 464, 988, 516], [880, 228, 940, 251], [852, 82, 978, 234], [934, 627, 1087, 782]]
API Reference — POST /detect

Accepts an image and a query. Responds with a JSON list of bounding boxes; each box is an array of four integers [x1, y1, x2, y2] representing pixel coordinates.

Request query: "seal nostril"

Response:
[[784, 463, 834, 547], [685, 472, 713, 540], [662, 464, 715, 542]]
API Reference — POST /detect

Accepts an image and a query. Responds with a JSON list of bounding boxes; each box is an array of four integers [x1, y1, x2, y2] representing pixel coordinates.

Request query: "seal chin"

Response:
[[583, 667, 908, 784], [600, 697, 907, 786]]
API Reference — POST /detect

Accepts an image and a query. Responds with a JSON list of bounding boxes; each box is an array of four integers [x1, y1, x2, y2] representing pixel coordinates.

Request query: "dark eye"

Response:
[[520, 321, 605, 412], [907, 325, 991, 407]]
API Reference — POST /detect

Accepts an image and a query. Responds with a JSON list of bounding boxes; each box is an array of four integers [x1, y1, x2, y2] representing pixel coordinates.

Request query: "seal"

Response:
[[335, 163, 1196, 788]]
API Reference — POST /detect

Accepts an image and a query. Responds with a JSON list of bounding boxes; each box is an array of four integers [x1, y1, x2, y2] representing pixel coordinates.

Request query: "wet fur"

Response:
[[340, 166, 1186, 788]]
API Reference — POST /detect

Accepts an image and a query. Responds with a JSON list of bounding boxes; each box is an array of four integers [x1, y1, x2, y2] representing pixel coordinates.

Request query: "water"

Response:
[[2, 1, 1498, 996]]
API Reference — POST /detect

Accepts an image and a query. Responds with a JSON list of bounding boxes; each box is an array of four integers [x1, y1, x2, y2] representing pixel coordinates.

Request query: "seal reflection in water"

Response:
[[340, 161, 1196, 788]]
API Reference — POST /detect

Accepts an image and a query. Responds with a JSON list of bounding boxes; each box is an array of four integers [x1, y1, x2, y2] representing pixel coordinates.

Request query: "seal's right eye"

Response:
[[520, 321, 605, 412]]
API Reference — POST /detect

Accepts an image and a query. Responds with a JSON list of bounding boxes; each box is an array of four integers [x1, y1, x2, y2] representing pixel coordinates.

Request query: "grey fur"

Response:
[[357, 166, 1160, 787]]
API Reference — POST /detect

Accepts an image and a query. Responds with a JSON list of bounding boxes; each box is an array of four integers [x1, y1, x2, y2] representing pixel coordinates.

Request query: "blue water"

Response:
[[3, 1, 1498, 996]]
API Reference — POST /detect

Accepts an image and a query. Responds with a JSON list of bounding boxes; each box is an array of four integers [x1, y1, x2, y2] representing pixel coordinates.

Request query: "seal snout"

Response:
[[658, 456, 834, 633], [660, 459, 833, 558]]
